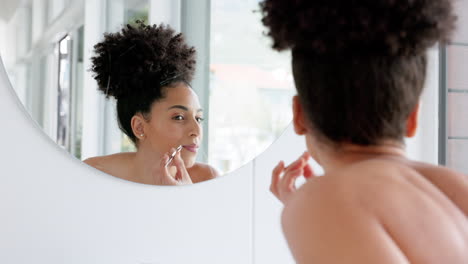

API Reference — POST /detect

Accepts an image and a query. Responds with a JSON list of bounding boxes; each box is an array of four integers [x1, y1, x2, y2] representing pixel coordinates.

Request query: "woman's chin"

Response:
[[184, 159, 196, 169]]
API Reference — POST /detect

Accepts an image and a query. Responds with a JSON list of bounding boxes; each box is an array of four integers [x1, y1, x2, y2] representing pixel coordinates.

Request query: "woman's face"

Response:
[[142, 82, 203, 168]]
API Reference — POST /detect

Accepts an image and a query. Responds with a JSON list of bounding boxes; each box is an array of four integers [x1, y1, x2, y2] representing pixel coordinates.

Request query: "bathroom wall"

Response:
[[446, 0, 468, 173]]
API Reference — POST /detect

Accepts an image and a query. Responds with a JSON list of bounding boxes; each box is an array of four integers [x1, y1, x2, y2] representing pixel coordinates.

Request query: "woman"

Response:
[[84, 21, 219, 185], [260, 0, 468, 263]]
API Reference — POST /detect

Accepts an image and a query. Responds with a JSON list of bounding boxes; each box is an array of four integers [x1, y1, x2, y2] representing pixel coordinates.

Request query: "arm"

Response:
[[281, 180, 410, 264]]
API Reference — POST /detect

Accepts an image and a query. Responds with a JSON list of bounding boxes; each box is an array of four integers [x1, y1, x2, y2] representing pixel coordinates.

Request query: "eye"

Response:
[[196, 117, 205, 123], [172, 115, 184, 121]]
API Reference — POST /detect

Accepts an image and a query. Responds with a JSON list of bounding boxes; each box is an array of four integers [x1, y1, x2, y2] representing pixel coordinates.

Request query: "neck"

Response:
[[315, 141, 408, 174]]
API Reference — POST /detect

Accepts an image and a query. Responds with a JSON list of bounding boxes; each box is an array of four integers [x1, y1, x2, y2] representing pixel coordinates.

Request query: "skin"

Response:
[[271, 95, 468, 263], [84, 82, 219, 185]]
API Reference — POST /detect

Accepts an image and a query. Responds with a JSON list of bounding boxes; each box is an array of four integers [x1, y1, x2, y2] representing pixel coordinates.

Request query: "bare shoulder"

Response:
[[282, 159, 468, 263], [331, 158, 468, 215], [406, 160, 468, 215], [83, 156, 101, 166], [409, 159, 467, 182], [282, 174, 408, 264], [188, 163, 220, 183], [83, 152, 134, 175], [83, 156, 106, 170], [351, 159, 468, 212]]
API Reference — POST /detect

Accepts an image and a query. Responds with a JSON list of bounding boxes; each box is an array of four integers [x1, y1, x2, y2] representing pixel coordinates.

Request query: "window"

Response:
[[70, 26, 85, 159], [441, 1, 468, 174], [443, 45, 468, 174], [125, 0, 149, 24], [47, 0, 66, 25], [208, 0, 294, 173], [57, 35, 72, 149], [106, 0, 150, 154]]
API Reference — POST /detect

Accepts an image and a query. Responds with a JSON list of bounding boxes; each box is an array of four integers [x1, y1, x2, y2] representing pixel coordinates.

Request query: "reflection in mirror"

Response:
[[84, 21, 217, 185], [0, 0, 294, 185]]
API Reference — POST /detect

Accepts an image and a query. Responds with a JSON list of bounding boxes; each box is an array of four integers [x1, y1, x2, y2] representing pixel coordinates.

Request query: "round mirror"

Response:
[[0, 0, 294, 185]]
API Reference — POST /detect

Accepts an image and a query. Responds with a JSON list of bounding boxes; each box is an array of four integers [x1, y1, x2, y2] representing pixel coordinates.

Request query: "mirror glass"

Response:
[[0, 0, 294, 184]]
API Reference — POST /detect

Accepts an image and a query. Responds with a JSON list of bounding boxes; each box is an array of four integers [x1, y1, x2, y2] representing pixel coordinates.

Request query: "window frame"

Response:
[[439, 45, 448, 165]]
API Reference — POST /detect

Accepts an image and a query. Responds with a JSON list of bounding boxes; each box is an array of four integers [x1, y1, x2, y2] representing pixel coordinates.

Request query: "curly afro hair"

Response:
[[260, 0, 456, 146], [260, 0, 456, 57], [91, 21, 196, 144]]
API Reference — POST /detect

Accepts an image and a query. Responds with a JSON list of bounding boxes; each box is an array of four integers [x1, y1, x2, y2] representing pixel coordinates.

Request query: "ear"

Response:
[[292, 95, 308, 135], [131, 114, 147, 139], [406, 102, 420, 138]]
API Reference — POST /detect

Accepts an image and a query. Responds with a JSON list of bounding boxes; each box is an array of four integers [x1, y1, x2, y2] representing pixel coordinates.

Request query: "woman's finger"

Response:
[[282, 151, 310, 175], [173, 150, 192, 184], [157, 153, 171, 176], [280, 166, 304, 193], [277, 167, 303, 204], [160, 153, 169, 168], [303, 163, 315, 179], [172, 151, 184, 181], [271, 152, 312, 203], [165, 147, 177, 167], [271, 161, 285, 196], [155, 153, 178, 185], [284, 156, 304, 171]]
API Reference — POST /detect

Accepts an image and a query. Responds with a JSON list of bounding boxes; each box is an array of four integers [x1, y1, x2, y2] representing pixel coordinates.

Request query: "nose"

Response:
[[189, 117, 202, 138]]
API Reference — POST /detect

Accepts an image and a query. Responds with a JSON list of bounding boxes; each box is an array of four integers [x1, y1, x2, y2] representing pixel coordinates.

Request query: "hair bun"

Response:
[[260, 0, 456, 56], [91, 21, 196, 100]]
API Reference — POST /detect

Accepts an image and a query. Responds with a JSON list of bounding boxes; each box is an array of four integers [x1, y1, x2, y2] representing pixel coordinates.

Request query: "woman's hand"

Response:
[[270, 152, 315, 204], [153, 147, 193, 185]]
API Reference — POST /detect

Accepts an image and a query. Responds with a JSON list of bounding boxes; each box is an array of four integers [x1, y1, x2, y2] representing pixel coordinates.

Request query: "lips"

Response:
[[183, 144, 199, 153]]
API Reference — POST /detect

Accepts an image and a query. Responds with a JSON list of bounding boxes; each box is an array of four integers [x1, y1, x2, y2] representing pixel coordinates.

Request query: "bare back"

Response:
[[374, 160, 468, 263], [283, 158, 468, 264]]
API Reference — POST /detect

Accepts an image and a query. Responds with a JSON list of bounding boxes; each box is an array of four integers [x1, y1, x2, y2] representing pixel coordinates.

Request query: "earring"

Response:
[[140, 134, 144, 138]]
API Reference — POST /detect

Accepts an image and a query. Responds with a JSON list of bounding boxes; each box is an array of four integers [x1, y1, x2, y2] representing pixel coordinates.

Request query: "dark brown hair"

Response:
[[260, 0, 456, 145], [91, 21, 196, 144]]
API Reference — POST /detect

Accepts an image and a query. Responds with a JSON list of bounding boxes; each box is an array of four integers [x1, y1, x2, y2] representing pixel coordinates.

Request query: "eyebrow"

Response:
[[167, 105, 203, 113]]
